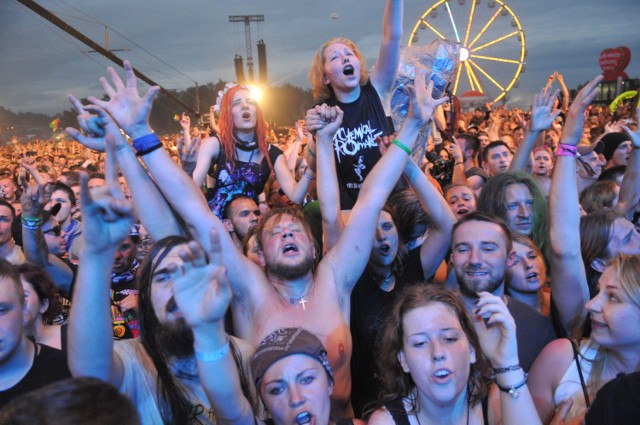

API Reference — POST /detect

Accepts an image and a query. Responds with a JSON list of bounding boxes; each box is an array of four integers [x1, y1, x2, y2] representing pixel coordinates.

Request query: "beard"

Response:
[[455, 267, 504, 299], [156, 317, 195, 359], [266, 252, 315, 280]]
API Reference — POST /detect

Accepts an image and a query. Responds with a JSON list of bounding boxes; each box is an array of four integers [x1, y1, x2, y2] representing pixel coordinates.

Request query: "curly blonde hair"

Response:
[[308, 37, 369, 102]]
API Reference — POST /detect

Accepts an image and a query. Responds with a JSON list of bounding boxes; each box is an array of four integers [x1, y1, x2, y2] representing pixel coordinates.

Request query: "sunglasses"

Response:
[[43, 225, 62, 236]]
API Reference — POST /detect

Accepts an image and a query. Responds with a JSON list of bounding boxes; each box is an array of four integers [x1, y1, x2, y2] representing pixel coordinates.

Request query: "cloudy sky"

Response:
[[1, 0, 639, 115]]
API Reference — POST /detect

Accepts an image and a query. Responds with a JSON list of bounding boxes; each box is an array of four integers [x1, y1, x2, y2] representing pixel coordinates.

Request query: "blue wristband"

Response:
[[132, 133, 161, 153]]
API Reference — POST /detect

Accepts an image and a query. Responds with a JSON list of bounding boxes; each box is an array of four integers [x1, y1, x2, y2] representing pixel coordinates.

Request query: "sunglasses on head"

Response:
[[43, 225, 62, 236]]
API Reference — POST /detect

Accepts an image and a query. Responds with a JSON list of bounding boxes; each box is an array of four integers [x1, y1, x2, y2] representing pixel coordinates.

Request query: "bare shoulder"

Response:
[[366, 407, 396, 425], [529, 338, 576, 387]]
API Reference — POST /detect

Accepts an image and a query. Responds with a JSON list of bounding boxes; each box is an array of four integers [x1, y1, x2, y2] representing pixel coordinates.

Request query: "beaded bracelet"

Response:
[[492, 364, 522, 374], [194, 340, 230, 363], [392, 139, 412, 156], [556, 143, 577, 157], [495, 373, 528, 399]]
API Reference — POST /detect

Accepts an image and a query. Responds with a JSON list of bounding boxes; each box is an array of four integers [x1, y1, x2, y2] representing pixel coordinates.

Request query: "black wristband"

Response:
[[136, 143, 163, 157]]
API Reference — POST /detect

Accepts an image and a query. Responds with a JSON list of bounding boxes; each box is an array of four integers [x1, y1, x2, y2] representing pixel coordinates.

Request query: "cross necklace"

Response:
[[273, 281, 314, 310]]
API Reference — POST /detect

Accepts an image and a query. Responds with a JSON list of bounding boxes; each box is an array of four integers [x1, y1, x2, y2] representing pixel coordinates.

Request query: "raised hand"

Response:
[[65, 97, 128, 153], [170, 228, 232, 330], [316, 104, 344, 138], [449, 140, 464, 164], [80, 136, 135, 253], [21, 184, 48, 219], [406, 74, 448, 126], [561, 75, 604, 146], [179, 113, 191, 132], [530, 87, 561, 132], [472, 292, 519, 368], [178, 136, 201, 175], [87, 60, 160, 139], [622, 107, 640, 149]]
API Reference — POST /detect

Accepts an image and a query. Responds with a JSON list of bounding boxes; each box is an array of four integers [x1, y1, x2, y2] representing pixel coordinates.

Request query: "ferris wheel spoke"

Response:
[[443, 1, 461, 43], [471, 30, 520, 53], [420, 19, 447, 40], [463, 62, 476, 92], [467, 63, 484, 94], [452, 60, 464, 95], [463, 0, 477, 47], [468, 59, 504, 91], [470, 54, 521, 64], [468, 6, 503, 49]]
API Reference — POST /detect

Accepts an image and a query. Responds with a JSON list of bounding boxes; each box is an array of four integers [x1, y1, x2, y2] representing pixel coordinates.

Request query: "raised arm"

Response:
[[510, 87, 560, 172], [615, 108, 640, 220], [402, 159, 456, 278], [20, 184, 73, 292], [370, 0, 403, 107], [171, 230, 255, 425], [326, 76, 447, 293], [68, 138, 135, 387], [86, 61, 264, 302], [307, 104, 346, 253], [192, 136, 221, 186], [556, 73, 570, 115], [548, 75, 603, 336], [65, 97, 183, 241], [474, 292, 541, 425], [273, 152, 314, 205]]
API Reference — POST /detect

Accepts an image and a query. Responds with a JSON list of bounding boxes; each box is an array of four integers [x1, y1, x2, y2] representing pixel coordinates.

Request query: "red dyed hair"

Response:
[[218, 85, 273, 172]]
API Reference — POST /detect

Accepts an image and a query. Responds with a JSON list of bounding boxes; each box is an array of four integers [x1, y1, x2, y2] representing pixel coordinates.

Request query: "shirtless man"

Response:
[[77, 61, 445, 416]]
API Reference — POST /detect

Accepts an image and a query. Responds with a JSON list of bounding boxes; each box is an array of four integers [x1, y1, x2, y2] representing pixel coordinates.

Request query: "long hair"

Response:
[[589, 254, 640, 393], [579, 180, 619, 214], [137, 236, 257, 424], [378, 204, 409, 278], [137, 235, 192, 425], [580, 211, 619, 297], [218, 85, 272, 173], [375, 286, 490, 417], [15, 263, 63, 322], [308, 37, 369, 102], [477, 172, 550, 262]]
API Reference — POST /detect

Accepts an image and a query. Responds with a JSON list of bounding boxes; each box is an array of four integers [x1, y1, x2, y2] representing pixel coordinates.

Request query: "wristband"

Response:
[[21, 215, 43, 230], [495, 373, 528, 399], [136, 144, 163, 157], [302, 166, 316, 181], [454, 161, 464, 166], [194, 340, 230, 362], [556, 143, 577, 157], [392, 139, 412, 156], [492, 364, 521, 375], [132, 133, 161, 153]]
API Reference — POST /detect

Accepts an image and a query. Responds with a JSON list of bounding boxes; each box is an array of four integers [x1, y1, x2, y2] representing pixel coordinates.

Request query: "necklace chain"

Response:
[[272, 281, 314, 310]]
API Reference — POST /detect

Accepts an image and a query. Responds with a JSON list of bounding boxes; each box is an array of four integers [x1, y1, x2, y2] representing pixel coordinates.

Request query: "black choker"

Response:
[[234, 134, 258, 151]]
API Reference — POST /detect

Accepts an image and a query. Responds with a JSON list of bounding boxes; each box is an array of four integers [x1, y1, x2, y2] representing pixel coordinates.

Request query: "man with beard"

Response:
[[68, 152, 253, 425], [71, 60, 446, 417], [221, 195, 261, 251], [450, 211, 556, 371]]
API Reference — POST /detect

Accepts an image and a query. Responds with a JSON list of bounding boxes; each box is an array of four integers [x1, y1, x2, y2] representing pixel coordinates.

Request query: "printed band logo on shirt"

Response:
[[333, 120, 382, 163]]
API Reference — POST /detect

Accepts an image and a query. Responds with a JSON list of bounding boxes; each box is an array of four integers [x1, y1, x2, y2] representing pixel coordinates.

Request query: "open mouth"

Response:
[[526, 272, 539, 282], [295, 411, 312, 424], [343, 64, 354, 76], [242, 112, 251, 119], [282, 244, 299, 254], [166, 297, 178, 313], [379, 243, 391, 255], [457, 208, 469, 216]]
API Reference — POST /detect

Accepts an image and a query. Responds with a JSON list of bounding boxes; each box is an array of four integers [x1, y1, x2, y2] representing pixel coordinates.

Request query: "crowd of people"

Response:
[[1, 1, 640, 424]]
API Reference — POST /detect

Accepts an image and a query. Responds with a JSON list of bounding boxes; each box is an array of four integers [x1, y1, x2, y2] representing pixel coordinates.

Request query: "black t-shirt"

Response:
[[323, 81, 392, 209], [506, 295, 557, 372], [0, 342, 71, 409], [350, 247, 426, 417]]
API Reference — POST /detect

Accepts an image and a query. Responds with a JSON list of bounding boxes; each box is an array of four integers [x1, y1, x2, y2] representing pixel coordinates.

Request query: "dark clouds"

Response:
[[1, 0, 638, 114]]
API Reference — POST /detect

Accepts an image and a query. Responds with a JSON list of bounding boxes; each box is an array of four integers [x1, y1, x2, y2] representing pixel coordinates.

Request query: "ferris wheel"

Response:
[[409, 0, 526, 103]]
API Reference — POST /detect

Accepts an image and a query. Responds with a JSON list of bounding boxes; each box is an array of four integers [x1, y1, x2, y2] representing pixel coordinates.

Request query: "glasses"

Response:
[[43, 226, 62, 236]]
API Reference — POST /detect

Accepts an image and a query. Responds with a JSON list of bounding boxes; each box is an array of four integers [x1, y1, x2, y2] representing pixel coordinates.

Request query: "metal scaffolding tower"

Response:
[[229, 15, 264, 82]]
